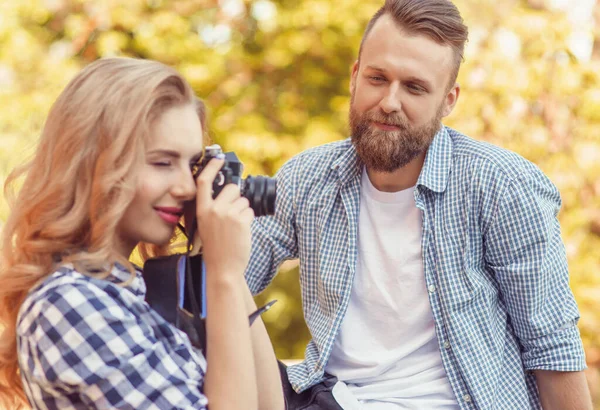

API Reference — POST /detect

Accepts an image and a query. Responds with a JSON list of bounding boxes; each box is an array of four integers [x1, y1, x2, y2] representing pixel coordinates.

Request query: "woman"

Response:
[[0, 58, 284, 410]]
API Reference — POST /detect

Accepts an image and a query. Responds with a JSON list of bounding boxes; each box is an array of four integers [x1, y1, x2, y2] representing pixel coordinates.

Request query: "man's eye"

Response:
[[369, 76, 386, 82], [407, 84, 425, 93]]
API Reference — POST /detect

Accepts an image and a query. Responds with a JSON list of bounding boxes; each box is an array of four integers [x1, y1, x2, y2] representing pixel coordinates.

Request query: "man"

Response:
[[245, 0, 593, 408]]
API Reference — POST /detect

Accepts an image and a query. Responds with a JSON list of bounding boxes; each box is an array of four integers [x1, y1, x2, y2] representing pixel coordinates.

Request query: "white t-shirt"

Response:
[[325, 169, 459, 409]]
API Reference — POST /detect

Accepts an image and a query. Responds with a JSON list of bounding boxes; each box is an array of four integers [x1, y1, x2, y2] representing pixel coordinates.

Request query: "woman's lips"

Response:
[[155, 207, 183, 225]]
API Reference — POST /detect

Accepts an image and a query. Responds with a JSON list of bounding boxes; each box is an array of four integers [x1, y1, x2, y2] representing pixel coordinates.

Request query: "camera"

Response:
[[195, 144, 276, 217], [143, 145, 277, 353]]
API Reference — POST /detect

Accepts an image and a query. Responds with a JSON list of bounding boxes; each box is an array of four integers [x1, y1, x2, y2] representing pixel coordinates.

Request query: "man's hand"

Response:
[[535, 370, 593, 409]]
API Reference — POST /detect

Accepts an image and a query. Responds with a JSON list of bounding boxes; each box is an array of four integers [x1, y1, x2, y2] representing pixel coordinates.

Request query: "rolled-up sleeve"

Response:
[[245, 156, 299, 295], [484, 168, 587, 372]]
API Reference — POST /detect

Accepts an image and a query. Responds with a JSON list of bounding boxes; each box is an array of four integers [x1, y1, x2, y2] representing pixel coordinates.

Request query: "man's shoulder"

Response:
[[283, 138, 352, 171], [446, 127, 543, 183]]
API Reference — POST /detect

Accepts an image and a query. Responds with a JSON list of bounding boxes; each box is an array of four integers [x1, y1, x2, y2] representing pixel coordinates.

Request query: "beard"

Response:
[[349, 101, 444, 173]]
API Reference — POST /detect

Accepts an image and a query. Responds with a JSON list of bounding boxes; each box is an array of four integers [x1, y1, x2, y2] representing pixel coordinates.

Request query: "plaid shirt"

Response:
[[245, 126, 587, 409], [17, 264, 208, 410]]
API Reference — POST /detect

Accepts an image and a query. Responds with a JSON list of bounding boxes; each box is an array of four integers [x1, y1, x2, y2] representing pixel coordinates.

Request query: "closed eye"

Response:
[[152, 161, 172, 167], [406, 82, 427, 93]]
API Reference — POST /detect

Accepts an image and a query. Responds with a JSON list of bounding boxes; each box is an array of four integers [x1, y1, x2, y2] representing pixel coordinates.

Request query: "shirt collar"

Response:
[[331, 139, 362, 187], [107, 262, 147, 298], [416, 125, 453, 194], [331, 127, 453, 192]]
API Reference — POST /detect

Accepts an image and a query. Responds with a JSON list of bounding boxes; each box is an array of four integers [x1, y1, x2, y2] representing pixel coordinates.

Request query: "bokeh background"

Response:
[[1, 0, 599, 403]]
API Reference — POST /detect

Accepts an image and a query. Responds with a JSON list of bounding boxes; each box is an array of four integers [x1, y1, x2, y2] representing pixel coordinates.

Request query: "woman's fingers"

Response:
[[227, 196, 253, 215], [196, 161, 253, 224], [240, 207, 255, 224], [192, 157, 253, 276], [213, 183, 244, 205], [195, 158, 224, 212]]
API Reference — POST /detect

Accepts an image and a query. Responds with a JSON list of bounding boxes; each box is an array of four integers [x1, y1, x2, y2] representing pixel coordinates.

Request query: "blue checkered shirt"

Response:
[[245, 126, 587, 409], [17, 264, 208, 409]]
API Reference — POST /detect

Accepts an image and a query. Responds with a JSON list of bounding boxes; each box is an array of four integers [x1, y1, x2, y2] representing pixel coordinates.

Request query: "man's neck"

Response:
[[365, 151, 426, 193]]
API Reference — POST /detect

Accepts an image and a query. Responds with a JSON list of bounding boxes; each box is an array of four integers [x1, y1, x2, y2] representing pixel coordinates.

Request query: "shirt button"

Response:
[[185, 362, 197, 372], [443, 341, 451, 350], [463, 394, 472, 403], [428, 284, 436, 293]]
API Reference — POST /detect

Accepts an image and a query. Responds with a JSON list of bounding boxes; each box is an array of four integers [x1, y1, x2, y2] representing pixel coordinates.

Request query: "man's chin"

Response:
[[363, 158, 407, 173], [358, 147, 427, 172], [365, 127, 402, 139]]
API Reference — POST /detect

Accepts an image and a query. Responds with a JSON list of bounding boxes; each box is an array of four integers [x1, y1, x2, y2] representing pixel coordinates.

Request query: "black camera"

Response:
[[195, 144, 276, 217]]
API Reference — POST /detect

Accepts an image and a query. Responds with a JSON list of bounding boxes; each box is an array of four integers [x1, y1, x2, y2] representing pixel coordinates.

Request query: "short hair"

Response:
[[358, 0, 469, 87]]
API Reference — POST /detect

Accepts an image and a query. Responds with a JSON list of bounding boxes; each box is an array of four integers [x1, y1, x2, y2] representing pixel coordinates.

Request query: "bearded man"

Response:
[[244, 0, 592, 409]]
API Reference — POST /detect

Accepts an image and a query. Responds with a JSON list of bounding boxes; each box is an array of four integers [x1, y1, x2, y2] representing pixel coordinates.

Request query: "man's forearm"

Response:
[[534, 370, 593, 409]]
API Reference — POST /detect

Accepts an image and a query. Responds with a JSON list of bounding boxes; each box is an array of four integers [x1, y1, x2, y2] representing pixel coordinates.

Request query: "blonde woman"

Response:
[[0, 58, 284, 410]]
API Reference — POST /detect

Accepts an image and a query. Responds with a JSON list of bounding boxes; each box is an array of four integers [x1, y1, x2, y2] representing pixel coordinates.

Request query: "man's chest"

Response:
[[296, 185, 495, 307]]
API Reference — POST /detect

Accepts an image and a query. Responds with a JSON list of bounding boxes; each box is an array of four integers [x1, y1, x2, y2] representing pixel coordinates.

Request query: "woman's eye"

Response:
[[152, 161, 172, 167]]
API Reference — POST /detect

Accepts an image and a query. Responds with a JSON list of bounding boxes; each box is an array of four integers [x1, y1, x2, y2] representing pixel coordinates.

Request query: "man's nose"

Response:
[[379, 84, 402, 114]]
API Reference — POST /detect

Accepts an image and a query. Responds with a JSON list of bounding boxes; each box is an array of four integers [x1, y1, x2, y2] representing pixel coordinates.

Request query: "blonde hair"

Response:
[[0, 57, 206, 408]]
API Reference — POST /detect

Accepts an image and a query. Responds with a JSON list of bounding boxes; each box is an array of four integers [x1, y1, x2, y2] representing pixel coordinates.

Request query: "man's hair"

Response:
[[359, 0, 469, 87]]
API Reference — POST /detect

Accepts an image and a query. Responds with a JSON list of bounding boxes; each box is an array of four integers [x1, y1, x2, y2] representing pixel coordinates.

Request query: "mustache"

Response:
[[362, 111, 408, 128]]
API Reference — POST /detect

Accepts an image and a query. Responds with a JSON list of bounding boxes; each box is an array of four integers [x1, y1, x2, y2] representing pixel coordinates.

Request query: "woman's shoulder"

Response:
[[17, 264, 143, 338], [16, 264, 209, 409]]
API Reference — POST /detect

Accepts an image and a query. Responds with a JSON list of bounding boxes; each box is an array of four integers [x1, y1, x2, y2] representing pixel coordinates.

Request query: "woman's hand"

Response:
[[194, 158, 255, 279]]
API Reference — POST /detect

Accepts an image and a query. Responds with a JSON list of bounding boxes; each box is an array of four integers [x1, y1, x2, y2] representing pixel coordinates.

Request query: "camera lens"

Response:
[[242, 176, 276, 217]]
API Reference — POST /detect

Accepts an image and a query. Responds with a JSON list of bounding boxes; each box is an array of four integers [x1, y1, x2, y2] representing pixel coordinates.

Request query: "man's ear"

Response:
[[350, 60, 359, 94], [442, 82, 460, 117]]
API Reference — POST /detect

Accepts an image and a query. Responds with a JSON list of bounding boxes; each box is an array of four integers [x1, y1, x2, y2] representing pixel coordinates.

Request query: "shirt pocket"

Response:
[[434, 223, 494, 312]]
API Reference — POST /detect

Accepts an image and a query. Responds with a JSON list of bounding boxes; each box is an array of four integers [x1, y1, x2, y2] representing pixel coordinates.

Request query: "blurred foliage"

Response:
[[0, 0, 599, 390]]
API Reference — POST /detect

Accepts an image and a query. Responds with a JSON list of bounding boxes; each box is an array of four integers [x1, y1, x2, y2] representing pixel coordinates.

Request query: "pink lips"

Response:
[[155, 207, 183, 225]]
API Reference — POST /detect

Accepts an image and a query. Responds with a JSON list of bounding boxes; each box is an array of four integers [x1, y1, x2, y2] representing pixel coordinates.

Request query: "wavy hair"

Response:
[[0, 57, 206, 408]]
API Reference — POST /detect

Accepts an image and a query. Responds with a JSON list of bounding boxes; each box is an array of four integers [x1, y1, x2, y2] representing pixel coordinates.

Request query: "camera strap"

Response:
[[184, 219, 207, 352], [144, 219, 276, 357]]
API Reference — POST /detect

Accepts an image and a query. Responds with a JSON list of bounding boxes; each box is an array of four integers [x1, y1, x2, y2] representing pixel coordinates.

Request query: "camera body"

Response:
[[196, 144, 276, 217]]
